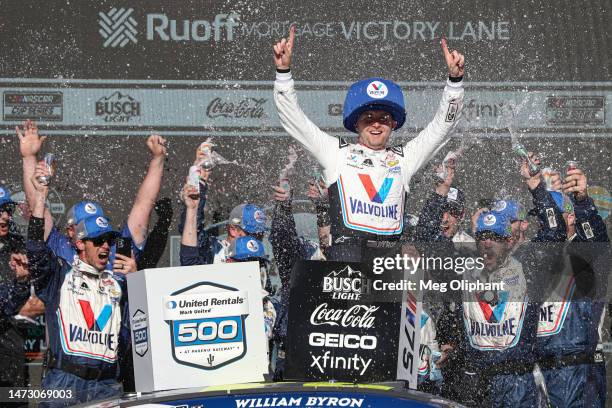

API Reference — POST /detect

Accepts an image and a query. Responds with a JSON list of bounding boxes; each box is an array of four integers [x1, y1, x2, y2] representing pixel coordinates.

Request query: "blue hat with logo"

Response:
[[74, 216, 119, 240], [66, 201, 105, 226], [228, 204, 268, 234], [492, 199, 526, 222], [228, 237, 266, 260], [0, 185, 15, 207], [343, 77, 406, 133], [475, 212, 512, 238]]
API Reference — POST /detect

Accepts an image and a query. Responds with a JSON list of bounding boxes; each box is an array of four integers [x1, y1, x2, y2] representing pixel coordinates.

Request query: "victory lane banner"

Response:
[[127, 262, 268, 392], [285, 260, 420, 384]]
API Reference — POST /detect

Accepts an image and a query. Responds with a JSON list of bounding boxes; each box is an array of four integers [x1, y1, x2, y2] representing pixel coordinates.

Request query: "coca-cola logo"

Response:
[[310, 303, 378, 329], [206, 97, 267, 119]]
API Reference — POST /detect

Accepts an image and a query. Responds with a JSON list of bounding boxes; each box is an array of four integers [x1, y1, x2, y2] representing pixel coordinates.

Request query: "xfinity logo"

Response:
[[99, 8, 138, 48], [98, 8, 239, 46]]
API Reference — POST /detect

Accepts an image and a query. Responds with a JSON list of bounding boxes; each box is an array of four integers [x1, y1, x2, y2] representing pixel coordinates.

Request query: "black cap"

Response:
[[443, 187, 466, 216]]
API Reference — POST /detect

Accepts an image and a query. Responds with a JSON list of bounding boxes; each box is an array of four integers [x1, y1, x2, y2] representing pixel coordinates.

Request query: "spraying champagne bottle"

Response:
[[512, 142, 540, 176]]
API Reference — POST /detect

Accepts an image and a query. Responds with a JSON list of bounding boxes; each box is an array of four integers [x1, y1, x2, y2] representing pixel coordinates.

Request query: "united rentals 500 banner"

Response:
[[127, 262, 268, 392]]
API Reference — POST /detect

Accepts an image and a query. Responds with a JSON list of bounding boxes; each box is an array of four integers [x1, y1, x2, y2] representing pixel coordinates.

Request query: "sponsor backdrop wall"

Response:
[[1, 0, 611, 270]]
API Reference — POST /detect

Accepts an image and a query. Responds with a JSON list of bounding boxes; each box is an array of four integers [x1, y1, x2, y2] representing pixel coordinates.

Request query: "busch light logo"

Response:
[[99, 8, 138, 48], [322, 266, 370, 300], [366, 81, 388, 99], [163, 282, 249, 370], [95, 92, 141, 122]]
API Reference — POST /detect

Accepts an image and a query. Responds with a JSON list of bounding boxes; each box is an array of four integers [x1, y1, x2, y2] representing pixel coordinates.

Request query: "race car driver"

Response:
[[27, 162, 131, 406], [273, 27, 465, 261]]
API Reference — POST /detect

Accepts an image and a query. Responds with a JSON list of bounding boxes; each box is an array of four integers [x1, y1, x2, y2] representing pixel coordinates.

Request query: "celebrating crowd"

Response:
[[0, 29, 609, 408]]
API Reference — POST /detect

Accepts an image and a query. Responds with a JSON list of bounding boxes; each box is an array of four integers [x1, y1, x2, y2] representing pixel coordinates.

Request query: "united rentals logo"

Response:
[[99, 8, 138, 48], [163, 282, 249, 370], [95, 92, 141, 122]]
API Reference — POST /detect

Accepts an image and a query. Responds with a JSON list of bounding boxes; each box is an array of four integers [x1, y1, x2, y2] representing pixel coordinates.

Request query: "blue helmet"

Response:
[[342, 77, 406, 133]]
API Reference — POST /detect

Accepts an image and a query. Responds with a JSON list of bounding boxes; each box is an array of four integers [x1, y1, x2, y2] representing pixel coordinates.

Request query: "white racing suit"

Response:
[[274, 72, 464, 261]]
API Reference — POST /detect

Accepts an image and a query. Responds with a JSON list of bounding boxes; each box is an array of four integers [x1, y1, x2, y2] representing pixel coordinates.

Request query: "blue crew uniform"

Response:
[[536, 194, 610, 408]]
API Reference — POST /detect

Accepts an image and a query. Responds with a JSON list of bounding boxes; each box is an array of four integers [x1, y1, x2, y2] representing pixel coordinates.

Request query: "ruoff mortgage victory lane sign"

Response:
[[285, 260, 421, 385], [127, 262, 268, 392]]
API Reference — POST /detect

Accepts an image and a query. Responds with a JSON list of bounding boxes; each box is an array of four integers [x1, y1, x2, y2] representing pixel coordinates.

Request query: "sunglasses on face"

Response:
[[86, 235, 117, 247], [358, 112, 394, 126]]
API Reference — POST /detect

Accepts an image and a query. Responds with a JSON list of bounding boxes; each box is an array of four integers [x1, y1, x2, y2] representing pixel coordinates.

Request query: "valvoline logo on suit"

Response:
[[358, 174, 393, 204], [78, 300, 113, 331], [58, 271, 122, 364], [338, 171, 403, 235]]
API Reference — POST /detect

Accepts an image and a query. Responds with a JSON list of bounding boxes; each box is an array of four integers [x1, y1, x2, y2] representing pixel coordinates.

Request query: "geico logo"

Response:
[[177, 320, 237, 343], [147, 13, 240, 42], [322, 277, 362, 293], [309, 332, 377, 349]]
